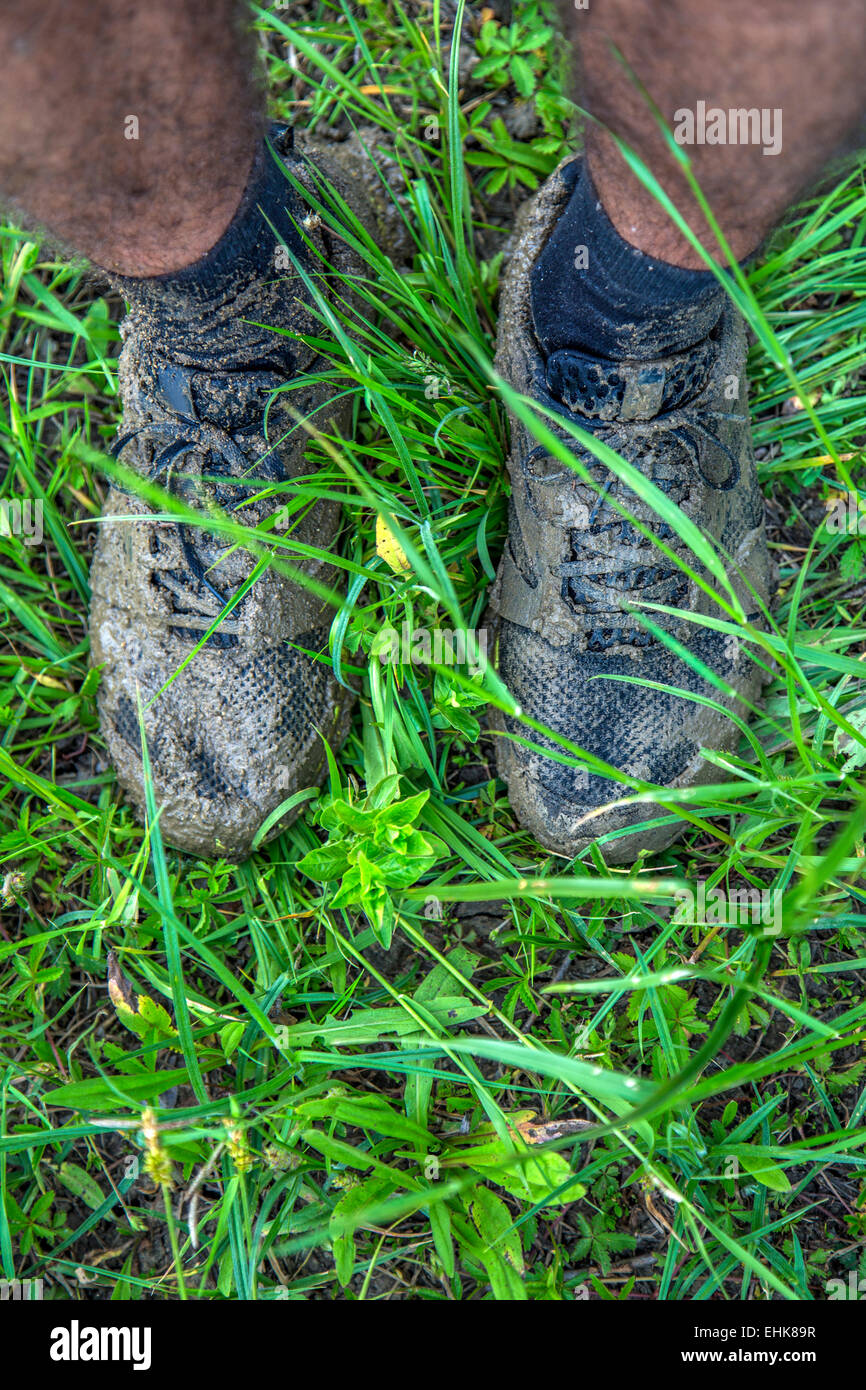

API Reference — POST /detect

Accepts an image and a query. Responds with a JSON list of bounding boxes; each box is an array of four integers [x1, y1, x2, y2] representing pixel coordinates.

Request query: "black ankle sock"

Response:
[[530, 160, 728, 363], [107, 123, 310, 370]]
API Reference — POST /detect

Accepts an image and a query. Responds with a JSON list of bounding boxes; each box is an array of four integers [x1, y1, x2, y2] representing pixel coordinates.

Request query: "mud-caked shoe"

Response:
[[489, 160, 771, 863], [89, 125, 363, 859]]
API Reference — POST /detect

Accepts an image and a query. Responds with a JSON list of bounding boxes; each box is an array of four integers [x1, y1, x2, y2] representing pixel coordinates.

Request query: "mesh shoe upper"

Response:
[[491, 161, 771, 863], [89, 132, 359, 858]]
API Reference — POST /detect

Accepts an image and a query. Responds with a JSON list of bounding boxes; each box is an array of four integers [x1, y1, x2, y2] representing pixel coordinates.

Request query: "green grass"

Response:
[[1, 0, 866, 1301]]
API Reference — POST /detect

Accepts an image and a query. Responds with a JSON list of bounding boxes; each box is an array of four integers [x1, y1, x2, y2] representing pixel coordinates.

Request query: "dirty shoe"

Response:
[[490, 159, 770, 864], [90, 125, 362, 859]]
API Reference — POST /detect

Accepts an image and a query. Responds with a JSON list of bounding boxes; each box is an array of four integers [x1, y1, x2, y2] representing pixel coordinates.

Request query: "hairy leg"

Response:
[[566, 0, 866, 266], [0, 0, 260, 276]]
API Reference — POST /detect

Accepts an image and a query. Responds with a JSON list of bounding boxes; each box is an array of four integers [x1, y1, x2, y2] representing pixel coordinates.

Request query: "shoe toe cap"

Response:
[[92, 600, 350, 859]]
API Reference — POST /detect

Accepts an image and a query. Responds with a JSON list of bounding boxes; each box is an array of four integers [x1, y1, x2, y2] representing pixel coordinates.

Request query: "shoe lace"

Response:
[[111, 363, 276, 610], [522, 398, 747, 635]]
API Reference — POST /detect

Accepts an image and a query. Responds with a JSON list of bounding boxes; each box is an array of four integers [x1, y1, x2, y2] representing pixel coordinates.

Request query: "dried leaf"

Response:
[[375, 514, 410, 572]]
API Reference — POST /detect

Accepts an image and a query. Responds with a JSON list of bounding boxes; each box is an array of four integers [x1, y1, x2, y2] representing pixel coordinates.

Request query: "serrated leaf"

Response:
[[472, 53, 508, 82], [509, 55, 536, 99], [839, 539, 866, 583], [516, 25, 553, 49]]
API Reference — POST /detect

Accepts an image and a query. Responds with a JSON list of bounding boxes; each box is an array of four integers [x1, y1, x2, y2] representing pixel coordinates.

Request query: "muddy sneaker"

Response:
[[490, 160, 770, 864], [89, 124, 364, 859]]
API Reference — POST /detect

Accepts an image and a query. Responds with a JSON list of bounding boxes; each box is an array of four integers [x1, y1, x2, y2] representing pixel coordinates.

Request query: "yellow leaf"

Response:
[[376, 515, 410, 572], [22, 666, 71, 692]]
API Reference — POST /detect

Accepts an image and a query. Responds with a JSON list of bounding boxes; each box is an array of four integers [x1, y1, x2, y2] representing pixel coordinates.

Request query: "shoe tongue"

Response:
[[156, 363, 197, 416], [547, 350, 666, 421], [545, 336, 718, 423]]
